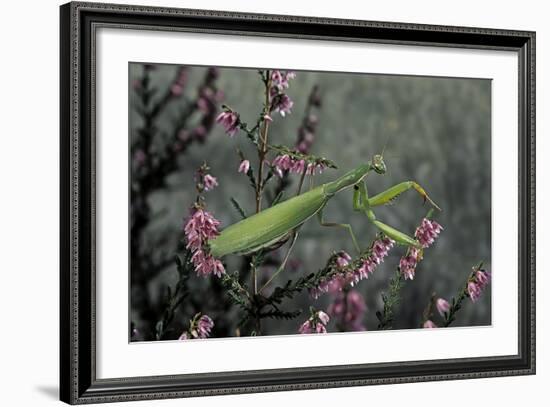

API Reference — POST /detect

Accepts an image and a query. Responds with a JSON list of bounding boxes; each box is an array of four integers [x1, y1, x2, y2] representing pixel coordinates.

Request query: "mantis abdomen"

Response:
[[209, 185, 328, 257]]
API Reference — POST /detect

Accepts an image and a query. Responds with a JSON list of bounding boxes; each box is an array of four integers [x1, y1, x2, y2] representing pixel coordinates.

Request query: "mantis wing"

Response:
[[209, 186, 328, 257]]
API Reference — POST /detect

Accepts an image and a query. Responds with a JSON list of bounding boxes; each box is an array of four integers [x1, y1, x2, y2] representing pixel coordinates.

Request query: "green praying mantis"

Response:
[[208, 153, 441, 288]]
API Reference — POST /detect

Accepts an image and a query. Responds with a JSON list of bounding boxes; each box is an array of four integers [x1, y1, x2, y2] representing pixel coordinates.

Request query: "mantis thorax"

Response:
[[324, 163, 372, 196]]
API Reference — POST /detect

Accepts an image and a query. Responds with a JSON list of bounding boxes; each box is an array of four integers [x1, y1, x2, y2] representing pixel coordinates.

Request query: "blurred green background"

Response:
[[130, 63, 491, 338]]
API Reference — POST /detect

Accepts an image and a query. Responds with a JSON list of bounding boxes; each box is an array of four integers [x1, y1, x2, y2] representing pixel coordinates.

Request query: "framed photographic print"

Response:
[[60, 1, 536, 404]]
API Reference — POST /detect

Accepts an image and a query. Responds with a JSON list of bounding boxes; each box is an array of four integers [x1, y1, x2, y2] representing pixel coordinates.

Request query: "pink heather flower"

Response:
[[415, 218, 443, 248], [328, 290, 367, 331], [310, 237, 395, 299], [271, 70, 285, 86], [290, 159, 306, 174], [467, 269, 490, 303], [298, 311, 329, 334], [298, 320, 313, 334], [213, 259, 225, 277], [309, 275, 350, 299], [187, 313, 214, 340], [326, 274, 348, 294], [263, 114, 273, 122], [371, 237, 395, 263], [350, 236, 394, 285], [423, 320, 438, 329], [317, 311, 330, 325], [272, 154, 292, 171], [296, 112, 319, 154], [436, 298, 451, 316], [315, 324, 327, 333], [271, 93, 294, 117], [184, 209, 220, 248], [336, 251, 352, 268], [399, 247, 421, 280], [183, 314, 215, 340], [297, 141, 309, 154], [191, 250, 225, 278], [475, 269, 491, 289], [309, 280, 330, 299], [271, 70, 295, 90], [216, 110, 240, 137], [272, 154, 325, 177], [467, 281, 481, 302], [308, 252, 353, 299], [203, 174, 218, 191], [195, 315, 214, 338], [238, 159, 250, 174], [347, 291, 367, 313], [306, 163, 325, 175], [351, 259, 375, 284], [398, 215, 442, 280], [184, 208, 225, 278]]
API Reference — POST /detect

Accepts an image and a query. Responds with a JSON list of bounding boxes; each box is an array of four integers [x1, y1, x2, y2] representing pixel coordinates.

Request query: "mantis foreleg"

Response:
[[368, 181, 441, 211], [354, 181, 421, 248], [317, 208, 361, 254]]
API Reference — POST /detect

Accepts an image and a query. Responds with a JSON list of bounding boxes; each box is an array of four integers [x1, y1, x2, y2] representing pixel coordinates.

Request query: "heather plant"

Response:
[[130, 66, 491, 340], [130, 65, 226, 340]]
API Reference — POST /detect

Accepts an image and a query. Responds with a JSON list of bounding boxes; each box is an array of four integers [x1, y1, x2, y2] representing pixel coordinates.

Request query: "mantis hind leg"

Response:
[[368, 181, 441, 211], [317, 209, 361, 254], [354, 181, 421, 248]]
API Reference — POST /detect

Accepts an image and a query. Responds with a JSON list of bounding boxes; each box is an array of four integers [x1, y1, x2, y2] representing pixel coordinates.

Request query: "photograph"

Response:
[[129, 63, 492, 341], [56, 2, 536, 404]]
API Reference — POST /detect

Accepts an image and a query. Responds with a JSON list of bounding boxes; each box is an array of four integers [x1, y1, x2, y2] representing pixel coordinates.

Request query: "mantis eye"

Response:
[[372, 155, 387, 174]]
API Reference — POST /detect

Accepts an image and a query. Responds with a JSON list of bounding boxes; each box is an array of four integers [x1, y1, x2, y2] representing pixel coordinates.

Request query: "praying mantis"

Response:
[[208, 153, 441, 280]]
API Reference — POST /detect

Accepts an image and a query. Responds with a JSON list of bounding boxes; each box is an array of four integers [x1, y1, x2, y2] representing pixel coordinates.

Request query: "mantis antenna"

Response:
[[380, 132, 391, 158]]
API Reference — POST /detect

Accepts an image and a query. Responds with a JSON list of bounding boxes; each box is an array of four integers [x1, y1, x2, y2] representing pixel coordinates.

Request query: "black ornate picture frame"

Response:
[[60, 2, 535, 404]]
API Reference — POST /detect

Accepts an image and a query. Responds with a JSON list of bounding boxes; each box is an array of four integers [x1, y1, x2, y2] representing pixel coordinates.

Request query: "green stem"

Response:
[[377, 270, 405, 330], [252, 70, 272, 295], [443, 289, 468, 327], [255, 70, 272, 214]]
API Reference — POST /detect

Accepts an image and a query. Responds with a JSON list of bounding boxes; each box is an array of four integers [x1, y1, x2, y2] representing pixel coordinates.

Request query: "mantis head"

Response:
[[372, 154, 387, 174]]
